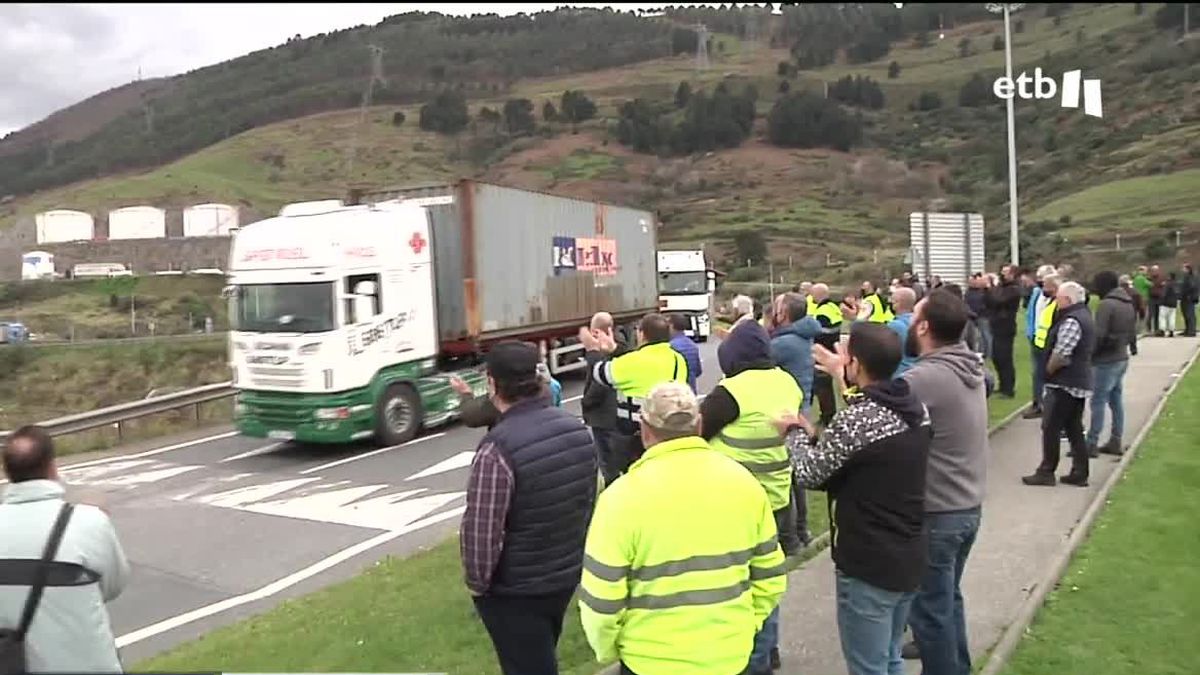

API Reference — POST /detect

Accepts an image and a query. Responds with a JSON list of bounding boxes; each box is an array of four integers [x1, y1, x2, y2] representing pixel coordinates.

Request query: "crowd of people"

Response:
[[1, 258, 1188, 675]]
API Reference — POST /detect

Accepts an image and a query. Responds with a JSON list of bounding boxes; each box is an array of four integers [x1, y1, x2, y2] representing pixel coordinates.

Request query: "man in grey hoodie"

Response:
[[900, 288, 990, 675], [1087, 271, 1137, 456]]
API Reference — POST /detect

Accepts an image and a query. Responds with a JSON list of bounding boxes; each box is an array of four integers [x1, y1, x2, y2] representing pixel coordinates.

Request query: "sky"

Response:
[[0, 3, 708, 137]]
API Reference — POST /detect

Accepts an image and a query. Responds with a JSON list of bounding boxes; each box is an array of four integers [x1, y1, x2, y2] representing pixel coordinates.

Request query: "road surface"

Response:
[[47, 340, 724, 664]]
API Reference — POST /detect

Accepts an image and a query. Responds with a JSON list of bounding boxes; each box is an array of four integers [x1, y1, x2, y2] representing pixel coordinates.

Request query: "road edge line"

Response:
[[977, 341, 1200, 675]]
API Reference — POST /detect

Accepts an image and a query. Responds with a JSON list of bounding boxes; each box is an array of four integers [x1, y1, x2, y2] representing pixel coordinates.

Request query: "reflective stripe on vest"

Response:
[[609, 343, 687, 423], [709, 368, 802, 510], [813, 301, 843, 328], [866, 293, 893, 323], [1034, 300, 1058, 349]]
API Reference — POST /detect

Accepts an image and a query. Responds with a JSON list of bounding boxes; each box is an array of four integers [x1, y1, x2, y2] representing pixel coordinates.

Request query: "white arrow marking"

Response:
[[405, 451, 476, 481], [220, 443, 285, 463], [187, 477, 322, 509]]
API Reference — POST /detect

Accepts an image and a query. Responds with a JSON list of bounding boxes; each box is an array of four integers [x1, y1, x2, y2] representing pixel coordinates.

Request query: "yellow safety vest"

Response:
[[594, 342, 688, 428], [1034, 300, 1058, 349], [806, 295, 818, 317], [579, 436, 788, 675], [709, 368, 803, 511], [865, 293, 894, 323]]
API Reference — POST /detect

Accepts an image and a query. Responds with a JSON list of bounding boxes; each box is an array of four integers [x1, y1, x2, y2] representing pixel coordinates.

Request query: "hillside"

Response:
[[3, 2, 1198, 293]]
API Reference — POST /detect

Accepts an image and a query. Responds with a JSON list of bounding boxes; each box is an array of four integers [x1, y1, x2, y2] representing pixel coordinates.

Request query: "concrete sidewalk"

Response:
[[775, 336, 1200, 675]]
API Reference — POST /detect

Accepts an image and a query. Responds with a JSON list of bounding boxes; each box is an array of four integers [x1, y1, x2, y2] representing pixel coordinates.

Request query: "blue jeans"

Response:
[[976, 318, 993, 361], [750, 607, 780, 673], [1087, 360, 1128, 445], [835, 571, 915, 675], [909, 507, 982, 675]]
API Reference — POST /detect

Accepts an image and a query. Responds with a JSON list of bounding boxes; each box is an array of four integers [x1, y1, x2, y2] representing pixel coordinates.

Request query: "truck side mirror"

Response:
[[353, 295, 375, 324], [353, 280, 377, 296]]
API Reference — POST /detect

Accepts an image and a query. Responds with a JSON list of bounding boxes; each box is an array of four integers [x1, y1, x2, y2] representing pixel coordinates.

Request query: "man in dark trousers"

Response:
[[986, 264, 1023, 399], [460, 341, 599, 675], [1181, 263, 1198, 337], [1022, 282, 1096, 488], [580, 312, 629, 484]]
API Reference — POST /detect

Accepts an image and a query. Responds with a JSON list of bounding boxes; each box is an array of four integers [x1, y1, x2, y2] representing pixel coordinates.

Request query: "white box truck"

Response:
[[656, 249, 713, 342]]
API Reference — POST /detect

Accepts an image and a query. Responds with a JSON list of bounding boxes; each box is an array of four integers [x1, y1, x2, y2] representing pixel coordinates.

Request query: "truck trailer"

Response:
[[227, 180, 659, 446]]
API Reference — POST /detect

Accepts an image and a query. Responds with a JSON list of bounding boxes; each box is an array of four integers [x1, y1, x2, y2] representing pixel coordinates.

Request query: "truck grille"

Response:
[[246, 398, 310, 426], [248, 366, 304, 388]]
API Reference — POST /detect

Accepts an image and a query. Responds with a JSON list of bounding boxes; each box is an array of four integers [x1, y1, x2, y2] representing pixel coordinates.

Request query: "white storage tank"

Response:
[[35, 210, 95, 244], [108, 206, 167, 240], [21, 251, 56, 280], [183, 203, 239, 237]]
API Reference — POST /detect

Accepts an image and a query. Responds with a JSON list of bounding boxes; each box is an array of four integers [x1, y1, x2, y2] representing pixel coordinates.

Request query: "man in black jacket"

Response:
[[1180, 264, 1198, 337], [985, 265, 1023, 399], [775, 323, 931, 675], [1087, 271, 1137, 457], [580, 312, 630, 484], [1023, 282, 1096, 488]]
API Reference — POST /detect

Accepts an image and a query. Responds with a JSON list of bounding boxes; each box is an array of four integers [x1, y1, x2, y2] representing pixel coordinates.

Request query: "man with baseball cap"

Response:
[[580, 382, 787, 675], [461, 341, 598, 675]]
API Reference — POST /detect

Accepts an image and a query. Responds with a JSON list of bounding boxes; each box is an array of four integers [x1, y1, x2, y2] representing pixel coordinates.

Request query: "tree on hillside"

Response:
[[766, 93, 863, 152], [675, 81, 693, 109], [911, 91, 943, 111], [733, 230, 768, 266], [478, 106, 502, 134], [1155, 3, 1200, 32], [958, 37, 973, 58], [958, 73, 994, 108], [914, 31, 931, 48], [419, 90, 469, 134], [671, 27, 700, 55], [846, 29, 892, 64], [542, 101, 558, 122], [777, 61, 794, 77], [560, 90, 597, 125], [502, 98, 536, 136], [829, 75, 885, 110], [391, 111, 406, 127], [1014, 19, 1025, 33], [993, 35, 1005, 51], [888, 60, 902, 79], [778, 79, 791, 93]]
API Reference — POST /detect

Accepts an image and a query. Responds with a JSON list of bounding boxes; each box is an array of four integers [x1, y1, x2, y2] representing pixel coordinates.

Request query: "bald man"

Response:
[[581, 312, 629, 482], [888, 286, 919, 377]]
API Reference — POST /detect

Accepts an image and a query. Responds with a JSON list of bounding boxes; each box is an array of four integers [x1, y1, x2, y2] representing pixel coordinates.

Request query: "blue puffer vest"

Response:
[[483, 398, 598, 595]]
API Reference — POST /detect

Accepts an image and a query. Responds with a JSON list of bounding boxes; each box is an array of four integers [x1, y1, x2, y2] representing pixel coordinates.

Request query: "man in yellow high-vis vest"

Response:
[[860, 281, 895, 323], [580, 382, 787, 675], [701, 318, 803, 674], [581, 313, 689, 482], [1031, 275, 1061, 416]]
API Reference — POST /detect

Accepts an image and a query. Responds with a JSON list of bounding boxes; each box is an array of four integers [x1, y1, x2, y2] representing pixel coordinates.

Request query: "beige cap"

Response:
[[641, 382, 700, 432]]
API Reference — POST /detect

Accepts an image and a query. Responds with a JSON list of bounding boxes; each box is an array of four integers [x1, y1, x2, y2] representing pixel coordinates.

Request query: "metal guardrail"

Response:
[[0, 381, 235, 443], [13, 332, 228, 350]]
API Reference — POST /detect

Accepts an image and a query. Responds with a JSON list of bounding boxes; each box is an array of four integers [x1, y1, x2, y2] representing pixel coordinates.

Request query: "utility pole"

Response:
[[695, 23, 710, 71], [347, 44, 386, 178], [987, 3, 1026, 266]]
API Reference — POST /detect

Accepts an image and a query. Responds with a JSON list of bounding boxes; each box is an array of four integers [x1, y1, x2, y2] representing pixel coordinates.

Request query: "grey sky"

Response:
[[1, 3, 702, 137]]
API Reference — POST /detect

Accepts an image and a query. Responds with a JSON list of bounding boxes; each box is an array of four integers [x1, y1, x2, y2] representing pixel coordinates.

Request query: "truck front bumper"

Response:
[[234, 388, 375, 444]]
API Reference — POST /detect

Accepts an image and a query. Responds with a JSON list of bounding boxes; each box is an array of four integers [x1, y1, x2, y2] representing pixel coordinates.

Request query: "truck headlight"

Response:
[[299, 342, 321, 356], [315, 407, 350, 420]]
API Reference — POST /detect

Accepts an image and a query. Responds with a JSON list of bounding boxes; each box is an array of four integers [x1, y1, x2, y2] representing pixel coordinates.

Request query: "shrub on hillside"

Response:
[[911, 91, 943, 111], [888, 61, 901, 79], [767, 93, 863, 152], [419, 90, 469, 134], [391, 111, 406, 127], [958, 73, 994, 108], [829, 75, 885, 110]]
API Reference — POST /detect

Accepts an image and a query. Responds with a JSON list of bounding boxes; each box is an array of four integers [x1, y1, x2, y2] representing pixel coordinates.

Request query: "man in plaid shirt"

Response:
[[459, 341, 598, 675]]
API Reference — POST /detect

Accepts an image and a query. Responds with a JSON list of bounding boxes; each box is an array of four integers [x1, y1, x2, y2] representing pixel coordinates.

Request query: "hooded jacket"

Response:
[[901, 343, 989, 513], [1093, 287, 1137, 364], [786, 379, 931, 592], [701, 321, 777, 439], [770, 317, 821, 406]]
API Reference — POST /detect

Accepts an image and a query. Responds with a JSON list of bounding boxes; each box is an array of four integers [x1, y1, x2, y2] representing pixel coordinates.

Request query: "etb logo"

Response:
[[993, 68, 1102, 118]]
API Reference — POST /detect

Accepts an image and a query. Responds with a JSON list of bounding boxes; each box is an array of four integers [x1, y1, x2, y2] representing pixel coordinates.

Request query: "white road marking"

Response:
[[65, 460, 203, 488], [298, 433, 446, 476], [114, 503, 467, 648], [563, 394, 583, 404], [405, 451, 476, 481], [219, 443, 285, 463], [60, 431, 239, 473], [185, 477, 322, 508]]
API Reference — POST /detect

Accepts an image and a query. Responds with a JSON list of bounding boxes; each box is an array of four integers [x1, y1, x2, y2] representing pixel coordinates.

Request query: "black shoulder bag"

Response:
[[0, 503, 75, 675]]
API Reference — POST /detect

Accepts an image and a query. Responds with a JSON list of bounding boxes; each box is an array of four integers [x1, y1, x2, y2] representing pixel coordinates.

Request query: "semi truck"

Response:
[[656, 249, 714, 342], [227, 180, 659, 446]]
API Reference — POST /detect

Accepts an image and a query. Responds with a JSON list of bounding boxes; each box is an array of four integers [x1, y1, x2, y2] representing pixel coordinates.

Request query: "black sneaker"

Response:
[[902, 640, 920, 660], [1060, 473, 1089, 487], [1022, 407, 1043, 420], [770, 646, 781, 670], [1099, 438, 1124, 456], [1087, 443, 1100, 459], [1022, 472, 1056, 486]]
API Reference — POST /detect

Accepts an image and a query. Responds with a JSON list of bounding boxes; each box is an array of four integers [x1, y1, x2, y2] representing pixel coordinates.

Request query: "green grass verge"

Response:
[[1028, 169, 1200, 230], [999, 350, 1200, 675]]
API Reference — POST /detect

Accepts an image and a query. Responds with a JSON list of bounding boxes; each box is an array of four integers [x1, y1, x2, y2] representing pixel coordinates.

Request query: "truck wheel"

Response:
[[375, 383, 423, 447]]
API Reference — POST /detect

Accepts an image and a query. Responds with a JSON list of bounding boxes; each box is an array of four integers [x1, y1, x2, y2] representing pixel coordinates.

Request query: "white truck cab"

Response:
[[657, 249, 715, 342]]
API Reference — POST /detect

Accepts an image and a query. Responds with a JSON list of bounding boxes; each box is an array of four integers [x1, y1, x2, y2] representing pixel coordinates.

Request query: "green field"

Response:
[[1001, 351, 1200, 675], [1028, 169, 1200, 231]]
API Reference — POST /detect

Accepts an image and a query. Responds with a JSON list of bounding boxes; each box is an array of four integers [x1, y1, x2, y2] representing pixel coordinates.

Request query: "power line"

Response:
[[346, 44, 387, 179]]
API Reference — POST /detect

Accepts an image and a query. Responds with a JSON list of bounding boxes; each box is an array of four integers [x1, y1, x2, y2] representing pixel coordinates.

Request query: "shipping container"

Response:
[[21, 251, 56, 280], [349, 180, 659, 345], [108, 206, 166, 240], [183, 203, 239, 237], [909, 212, 986, 287], [34, 210, 94, 244]]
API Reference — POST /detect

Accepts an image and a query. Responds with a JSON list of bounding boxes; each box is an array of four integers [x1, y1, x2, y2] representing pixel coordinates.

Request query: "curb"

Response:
[[977, 341, 1200, 675]]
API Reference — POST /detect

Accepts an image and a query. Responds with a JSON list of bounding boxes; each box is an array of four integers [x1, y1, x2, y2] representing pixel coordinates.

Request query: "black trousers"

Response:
[[1149, 301, 1161, 333], [1183, 301, 1197, 336], [591, 426, 621, 486], [991, 332, 1016, 397], [474, 589, 576, 675], [1038, 387, 1090, 478], [812, 371, 837, 425]]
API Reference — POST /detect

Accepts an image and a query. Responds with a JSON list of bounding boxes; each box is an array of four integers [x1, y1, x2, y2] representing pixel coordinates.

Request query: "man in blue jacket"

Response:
[[668, 313, 703, 393], [770, 293, 821, 416]]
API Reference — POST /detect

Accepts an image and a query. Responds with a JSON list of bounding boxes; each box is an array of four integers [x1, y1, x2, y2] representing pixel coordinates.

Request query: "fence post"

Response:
[[194, 402, 202, 425]]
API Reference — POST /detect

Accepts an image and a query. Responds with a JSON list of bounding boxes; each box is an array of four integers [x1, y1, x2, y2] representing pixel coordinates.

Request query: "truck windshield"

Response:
[[230, 282, 335, 333], [659, 271, 708, 295]]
